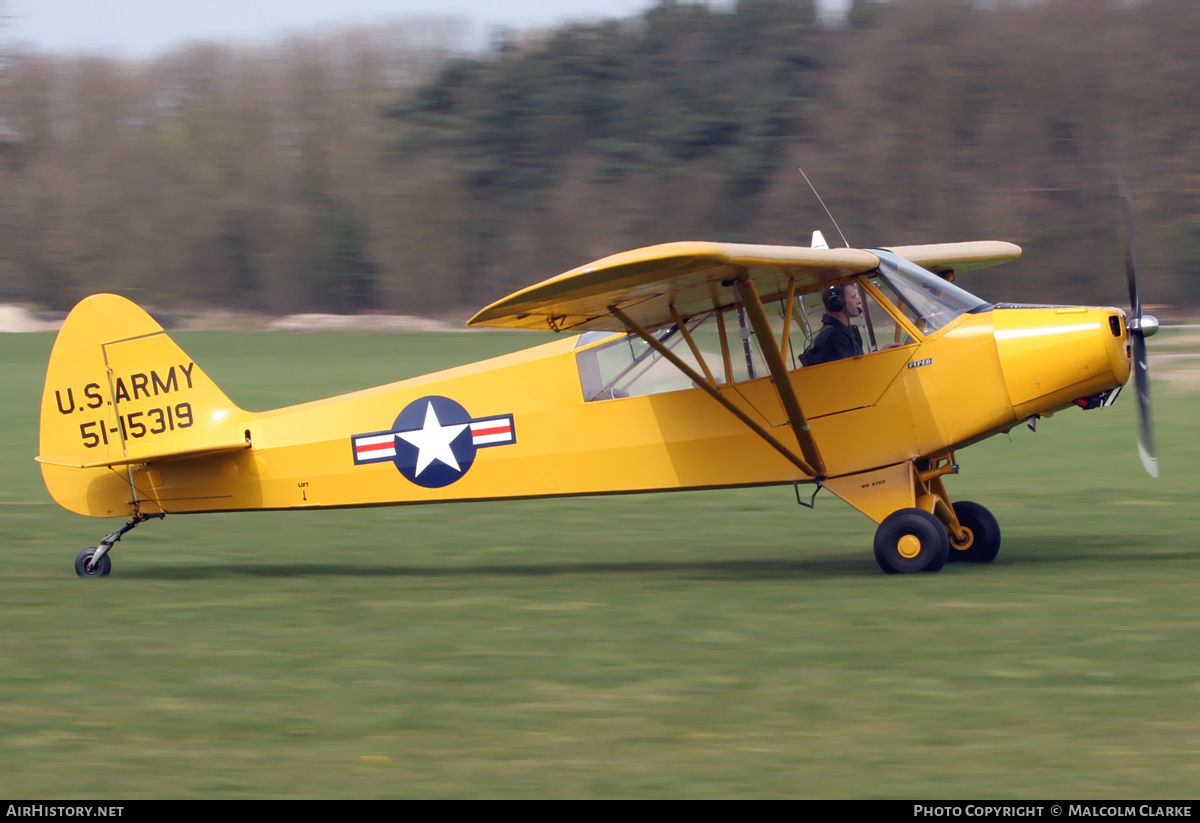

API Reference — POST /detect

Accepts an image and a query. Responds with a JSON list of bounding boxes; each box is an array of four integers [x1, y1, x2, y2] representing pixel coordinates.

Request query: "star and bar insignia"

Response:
[[350, 395, 515, 488]]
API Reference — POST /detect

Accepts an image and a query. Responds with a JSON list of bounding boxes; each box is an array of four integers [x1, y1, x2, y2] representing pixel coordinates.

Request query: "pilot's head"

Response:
[[823, 282, 862, 318]]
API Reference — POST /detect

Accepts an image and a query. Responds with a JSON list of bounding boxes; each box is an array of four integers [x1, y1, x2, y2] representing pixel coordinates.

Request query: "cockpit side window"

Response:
[[862, 276, 917, 349], [790, 279, 904, 362], [793, 289, 827, 361]]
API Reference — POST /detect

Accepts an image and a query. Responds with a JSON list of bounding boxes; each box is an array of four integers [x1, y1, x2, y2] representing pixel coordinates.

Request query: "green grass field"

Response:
[[1, 331, 1198, 798]]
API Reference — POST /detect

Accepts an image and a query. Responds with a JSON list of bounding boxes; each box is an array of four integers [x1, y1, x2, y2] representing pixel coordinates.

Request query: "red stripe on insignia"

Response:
[[357, 442, 394, 454], [471, 424, 510, 437]]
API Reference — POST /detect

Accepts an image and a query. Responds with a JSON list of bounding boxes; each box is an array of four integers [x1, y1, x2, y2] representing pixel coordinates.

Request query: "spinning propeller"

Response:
[[1119, 178, 1159, 478]]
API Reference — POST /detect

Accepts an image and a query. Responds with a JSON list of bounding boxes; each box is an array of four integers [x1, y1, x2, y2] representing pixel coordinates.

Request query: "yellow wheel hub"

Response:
[[897, 534, 922, 559], [952, 526, 975, 551]]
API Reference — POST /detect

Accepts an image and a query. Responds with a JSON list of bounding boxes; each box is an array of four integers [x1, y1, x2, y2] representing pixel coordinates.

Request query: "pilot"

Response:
[[805, 282, 864, 366]]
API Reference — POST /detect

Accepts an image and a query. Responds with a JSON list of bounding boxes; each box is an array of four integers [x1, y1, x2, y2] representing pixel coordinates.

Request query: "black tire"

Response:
[[75, 548, 111, 578], [946, 501, 1001, 564], [874, 508, 950, 574]]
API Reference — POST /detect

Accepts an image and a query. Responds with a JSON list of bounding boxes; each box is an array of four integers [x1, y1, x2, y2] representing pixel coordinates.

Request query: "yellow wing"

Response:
[[886, 241, 1022, 276], [469, 240, 1022, 332], [468, 241, 880, 332]]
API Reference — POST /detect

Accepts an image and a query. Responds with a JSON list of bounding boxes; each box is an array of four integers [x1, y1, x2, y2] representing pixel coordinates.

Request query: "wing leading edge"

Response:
[[468, 241, 880, 333], [468, 240, 1021, 333]]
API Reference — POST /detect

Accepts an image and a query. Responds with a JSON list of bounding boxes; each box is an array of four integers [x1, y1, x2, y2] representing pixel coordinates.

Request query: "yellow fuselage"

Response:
[[40, 296, 1130, 523]]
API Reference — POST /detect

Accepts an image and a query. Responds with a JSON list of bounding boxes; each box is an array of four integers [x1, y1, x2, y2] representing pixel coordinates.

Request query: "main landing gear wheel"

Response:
[[874, 508, 950, 574], [946, 501, 1001, 564], [75, 548, 111, 578]]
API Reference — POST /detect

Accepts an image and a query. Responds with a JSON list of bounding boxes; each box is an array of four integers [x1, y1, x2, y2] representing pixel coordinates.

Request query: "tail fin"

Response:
[[38, 294, 250, 516]]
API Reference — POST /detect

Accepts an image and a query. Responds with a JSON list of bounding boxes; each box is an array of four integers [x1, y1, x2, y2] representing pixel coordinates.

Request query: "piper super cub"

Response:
[[38, 230, 1157, 576]]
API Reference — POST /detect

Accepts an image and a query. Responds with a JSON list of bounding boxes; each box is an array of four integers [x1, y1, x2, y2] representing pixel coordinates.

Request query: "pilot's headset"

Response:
[[822, 284, 846, 314]]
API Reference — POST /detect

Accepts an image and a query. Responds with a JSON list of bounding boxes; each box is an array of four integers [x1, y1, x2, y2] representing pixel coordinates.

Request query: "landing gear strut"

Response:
[[872, 453, 1002, 574], [74, 512, 165, 578]]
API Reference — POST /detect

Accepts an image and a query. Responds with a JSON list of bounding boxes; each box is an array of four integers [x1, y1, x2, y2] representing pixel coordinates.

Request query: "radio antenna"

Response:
[[798, 166, 850, 249]]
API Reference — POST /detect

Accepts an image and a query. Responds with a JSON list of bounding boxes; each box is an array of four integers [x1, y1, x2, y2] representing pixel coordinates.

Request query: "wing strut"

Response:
[[608, 305, 819, 480], [733, 273, 827, 478], [669, 305, 717, 387], [779, 277, 797, 354], [709, 282, 734, 385]]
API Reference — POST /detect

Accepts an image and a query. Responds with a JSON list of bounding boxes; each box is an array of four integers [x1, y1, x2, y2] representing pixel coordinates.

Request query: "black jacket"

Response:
[[805, 314, 864, 366]]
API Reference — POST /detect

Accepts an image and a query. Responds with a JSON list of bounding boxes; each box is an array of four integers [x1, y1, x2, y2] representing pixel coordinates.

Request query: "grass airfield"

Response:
[[1, 330, 1198, 799]]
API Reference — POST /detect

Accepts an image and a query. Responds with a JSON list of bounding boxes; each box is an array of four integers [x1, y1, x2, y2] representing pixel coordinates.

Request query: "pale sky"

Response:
[[6, 1, 851, 58]]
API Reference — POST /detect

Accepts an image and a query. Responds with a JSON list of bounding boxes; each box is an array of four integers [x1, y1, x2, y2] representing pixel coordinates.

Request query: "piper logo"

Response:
[[907, 358, 933, 369]]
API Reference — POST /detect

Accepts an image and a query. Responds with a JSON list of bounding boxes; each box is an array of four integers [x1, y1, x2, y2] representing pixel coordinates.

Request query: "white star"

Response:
[[397, 402, 469, 477]]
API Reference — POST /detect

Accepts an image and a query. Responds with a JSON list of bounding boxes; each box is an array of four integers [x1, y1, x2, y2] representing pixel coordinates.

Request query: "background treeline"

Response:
[[0, 0, 1197, 315]]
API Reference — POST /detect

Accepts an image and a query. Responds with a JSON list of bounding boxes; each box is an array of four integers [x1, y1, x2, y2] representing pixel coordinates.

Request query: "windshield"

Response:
[[870, 249, 988, 334]]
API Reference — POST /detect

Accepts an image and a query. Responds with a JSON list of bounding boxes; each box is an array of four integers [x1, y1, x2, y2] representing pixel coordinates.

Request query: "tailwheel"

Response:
[[75, 548, 111, 578], [946, 501, 1001, 564], [874, 508, 950, 574], [72, 512, 165, 578]]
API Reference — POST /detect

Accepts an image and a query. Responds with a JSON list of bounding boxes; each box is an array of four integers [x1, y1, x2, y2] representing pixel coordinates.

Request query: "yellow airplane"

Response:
[[37, 233, 1157, 577]]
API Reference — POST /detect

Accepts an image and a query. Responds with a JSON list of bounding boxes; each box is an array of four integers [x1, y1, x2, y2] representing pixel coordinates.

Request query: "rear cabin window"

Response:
[[577, 307, 780, 402], [576, 325, 693, 401]]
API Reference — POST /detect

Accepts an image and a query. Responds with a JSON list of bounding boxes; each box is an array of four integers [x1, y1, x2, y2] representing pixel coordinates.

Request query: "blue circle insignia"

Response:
[[390, 395, 477, 488], [350, 396, 515, 488]]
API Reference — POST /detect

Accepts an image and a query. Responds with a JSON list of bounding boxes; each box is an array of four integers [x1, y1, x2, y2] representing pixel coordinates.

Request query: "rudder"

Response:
[[38, 294, 249, 517]]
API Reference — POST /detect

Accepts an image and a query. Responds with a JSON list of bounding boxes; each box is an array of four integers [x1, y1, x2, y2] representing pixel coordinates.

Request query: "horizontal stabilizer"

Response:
[[37, 440, 249, 469]]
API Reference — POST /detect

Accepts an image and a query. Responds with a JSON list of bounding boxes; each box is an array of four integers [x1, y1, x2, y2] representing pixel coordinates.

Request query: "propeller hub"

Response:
[[1130, 314, 1159, 337]]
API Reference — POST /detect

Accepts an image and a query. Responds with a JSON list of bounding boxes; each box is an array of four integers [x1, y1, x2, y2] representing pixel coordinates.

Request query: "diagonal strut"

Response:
[[608, 305, 818, 480]]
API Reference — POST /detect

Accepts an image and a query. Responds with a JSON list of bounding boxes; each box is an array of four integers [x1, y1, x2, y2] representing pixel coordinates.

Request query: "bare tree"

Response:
[[0, 1, 1197, 314]]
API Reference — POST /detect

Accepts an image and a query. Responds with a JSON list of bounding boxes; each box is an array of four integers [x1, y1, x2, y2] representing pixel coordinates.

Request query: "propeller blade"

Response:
[[1131, 330, 1158, 478], [1118, 176, 1157, 478], [1119, 176, 1142, 320]]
